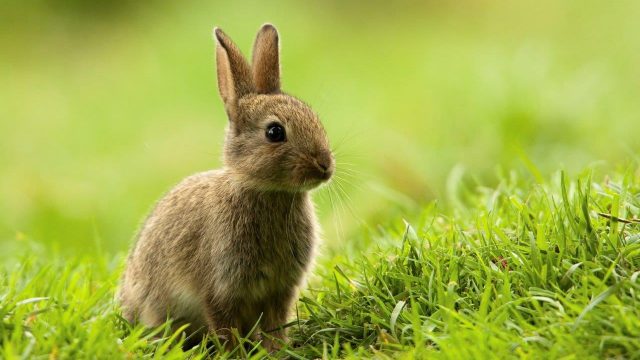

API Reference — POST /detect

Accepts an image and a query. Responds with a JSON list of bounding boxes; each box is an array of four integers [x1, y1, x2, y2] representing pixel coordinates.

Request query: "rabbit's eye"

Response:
[[266, 123, 286, 142]]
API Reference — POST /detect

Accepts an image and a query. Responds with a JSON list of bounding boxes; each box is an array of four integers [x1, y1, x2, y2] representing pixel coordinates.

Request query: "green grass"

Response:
[[3, 168, 639, 359]]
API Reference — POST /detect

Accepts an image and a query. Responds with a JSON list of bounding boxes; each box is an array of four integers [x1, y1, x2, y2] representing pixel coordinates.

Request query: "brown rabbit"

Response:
[[119, 24, 334, 351]]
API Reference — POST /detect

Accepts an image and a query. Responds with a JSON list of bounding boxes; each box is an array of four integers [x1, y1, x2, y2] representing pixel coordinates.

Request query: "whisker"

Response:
[[326, 184, 345, 243], [284, 186, 298, 259], [329, 126, 364, 154], [334, 161, 367, 170], [334, 161, 371, 176], [332, 150, 368, 160], [333, 174, 364, 192], [334, 168, 367, 180], [333, 178, 364, 224]]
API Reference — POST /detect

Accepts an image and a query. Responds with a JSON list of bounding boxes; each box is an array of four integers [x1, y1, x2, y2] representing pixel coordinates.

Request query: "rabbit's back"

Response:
[[119, 170, 223, 326]]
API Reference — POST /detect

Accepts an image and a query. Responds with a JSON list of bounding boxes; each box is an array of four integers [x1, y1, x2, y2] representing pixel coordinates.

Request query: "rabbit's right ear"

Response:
[[214, 28, 254, 115], [252, 24, 280, 94]]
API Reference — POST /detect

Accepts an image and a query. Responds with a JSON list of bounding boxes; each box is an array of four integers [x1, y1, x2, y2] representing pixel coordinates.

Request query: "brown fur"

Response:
[[118, 24, 334, 351]]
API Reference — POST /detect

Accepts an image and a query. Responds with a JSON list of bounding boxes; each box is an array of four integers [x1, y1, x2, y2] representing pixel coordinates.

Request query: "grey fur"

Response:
[[119, 24, 334, 351]]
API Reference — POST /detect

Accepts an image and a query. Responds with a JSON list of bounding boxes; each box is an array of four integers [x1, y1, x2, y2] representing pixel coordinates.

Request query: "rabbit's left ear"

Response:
[[214, 27, 255, 120], [252, 24, 281, 94]]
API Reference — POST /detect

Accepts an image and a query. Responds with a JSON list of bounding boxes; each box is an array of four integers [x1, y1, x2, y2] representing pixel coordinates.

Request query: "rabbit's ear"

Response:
[[214, 28, 254, 111], [252, 24, 280, 94]]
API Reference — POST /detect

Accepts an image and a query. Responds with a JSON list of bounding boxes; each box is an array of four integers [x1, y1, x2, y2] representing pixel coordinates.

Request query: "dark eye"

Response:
[[266, 123, 286, 142]]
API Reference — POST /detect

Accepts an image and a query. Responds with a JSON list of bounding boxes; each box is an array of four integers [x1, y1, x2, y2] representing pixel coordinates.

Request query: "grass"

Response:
[[2, 168, 639, 359]]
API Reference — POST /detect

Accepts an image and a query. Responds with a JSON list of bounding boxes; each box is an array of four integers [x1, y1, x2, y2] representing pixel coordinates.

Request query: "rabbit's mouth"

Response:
[[305, 157, 334, 182], [278, 152, 334, 191], [295, 165, 333, 190], [294, 178, 329, 192], [310, 166, 333, 181]]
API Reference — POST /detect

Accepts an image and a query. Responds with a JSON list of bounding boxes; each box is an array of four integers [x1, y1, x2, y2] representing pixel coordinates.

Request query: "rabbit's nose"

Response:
[[314, 151, 334, 179], [316, 159, 329, 172]]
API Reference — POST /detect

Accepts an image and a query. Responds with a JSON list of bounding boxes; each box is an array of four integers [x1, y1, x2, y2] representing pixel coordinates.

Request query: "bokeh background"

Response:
[[2, 0, 639, 258]]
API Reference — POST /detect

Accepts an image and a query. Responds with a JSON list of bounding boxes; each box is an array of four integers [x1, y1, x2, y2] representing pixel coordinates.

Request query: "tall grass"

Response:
[[2, 169, 638, 358]]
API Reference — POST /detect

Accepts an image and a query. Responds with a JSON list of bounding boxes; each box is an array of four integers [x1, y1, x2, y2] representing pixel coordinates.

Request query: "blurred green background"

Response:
[[1, 0, 639, 258]]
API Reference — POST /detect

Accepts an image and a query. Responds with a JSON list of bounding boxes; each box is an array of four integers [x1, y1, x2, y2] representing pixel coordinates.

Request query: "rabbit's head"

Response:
[[214, 24, 334, 192]]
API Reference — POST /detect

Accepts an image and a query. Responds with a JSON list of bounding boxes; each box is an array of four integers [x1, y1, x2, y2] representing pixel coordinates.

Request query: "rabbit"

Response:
[[118, 24, 334, 352]]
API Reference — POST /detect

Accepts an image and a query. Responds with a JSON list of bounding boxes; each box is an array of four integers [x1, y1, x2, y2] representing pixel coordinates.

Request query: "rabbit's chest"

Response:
[[225, 216, 314, 295], [205, 190, 317, 299]]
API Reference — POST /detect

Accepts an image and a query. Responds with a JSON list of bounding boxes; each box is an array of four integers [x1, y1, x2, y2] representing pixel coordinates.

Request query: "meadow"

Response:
[[1, 1, 639, 358]]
